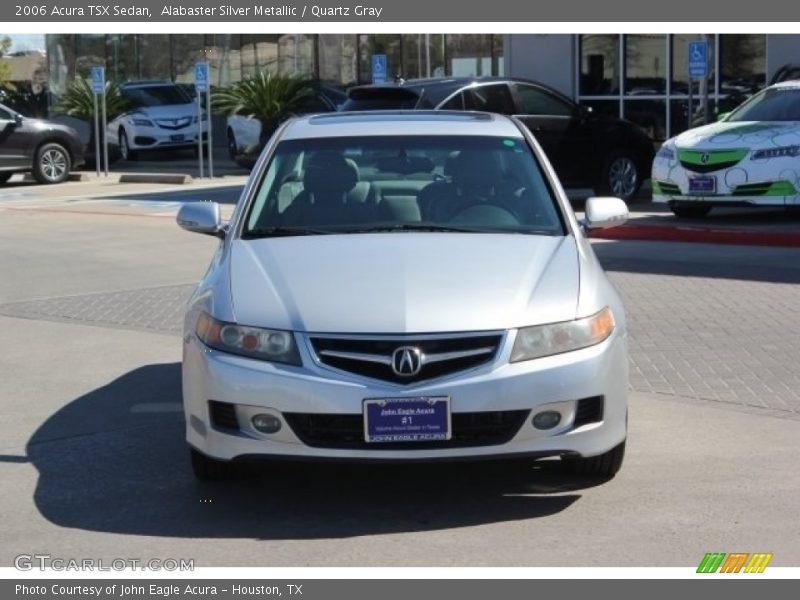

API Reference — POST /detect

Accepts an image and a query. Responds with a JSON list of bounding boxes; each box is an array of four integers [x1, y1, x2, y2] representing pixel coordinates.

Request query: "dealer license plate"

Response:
[[688, 176, 716, 194], [170, 134, 185, 142], [363, 397, 451, 443]]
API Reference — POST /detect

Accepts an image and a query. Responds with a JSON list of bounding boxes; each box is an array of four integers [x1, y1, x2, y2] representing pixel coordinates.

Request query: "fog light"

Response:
[[532, 410, 561, 430], [252, 414, 282, 434]]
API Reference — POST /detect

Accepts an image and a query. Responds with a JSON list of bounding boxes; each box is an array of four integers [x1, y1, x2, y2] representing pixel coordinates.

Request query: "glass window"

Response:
[[0, 106, 12, 120], [74, 34, 106, 80], [318, 35, 357, 86], [719, 34, 765, 97], [625, 35, 666, 95], [727, 87, 800, 121], [464, 84, 515, 114], [278, 34, 315, 77], [137, 35, 171, 80], [513, 84, 573, 116], [669, 98, 716, 136], [244, 135, 563, 235], [671, 35, 715, 95], [580, 35, 620, 95], [440, 92, 466, 110], [170, 35, 206, 83], [121, 85, 191, 107], [624, 100, 666, 141], [358, 35, 401, 83], [492, 34, 504, 77], [447, 34, 492, 77]]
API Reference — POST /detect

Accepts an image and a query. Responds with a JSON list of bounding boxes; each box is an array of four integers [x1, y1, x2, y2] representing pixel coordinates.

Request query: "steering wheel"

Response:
[[449, 204, 521, 226]]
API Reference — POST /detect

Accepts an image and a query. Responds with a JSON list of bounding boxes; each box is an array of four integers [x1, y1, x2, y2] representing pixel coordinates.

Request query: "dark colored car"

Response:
[[227, 81, 347, 169], [342, 77, 655, 201], [0, 103, 85, 185]]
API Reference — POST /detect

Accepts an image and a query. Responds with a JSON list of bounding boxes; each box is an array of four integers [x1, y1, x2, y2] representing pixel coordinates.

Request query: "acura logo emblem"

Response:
[[391, 346, 423, 377], [700, 152, 710, 164]]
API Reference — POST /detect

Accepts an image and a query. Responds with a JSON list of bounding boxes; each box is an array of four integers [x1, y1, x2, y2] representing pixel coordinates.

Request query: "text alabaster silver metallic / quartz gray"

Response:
[[177, 110, 630, 480]]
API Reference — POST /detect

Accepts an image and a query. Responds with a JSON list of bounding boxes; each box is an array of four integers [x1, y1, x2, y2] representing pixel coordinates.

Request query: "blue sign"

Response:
[[688, 41, 708, 78], [90, 66, 105, 94], [371, 54, 387, 84], [194, 62, 209, 92]]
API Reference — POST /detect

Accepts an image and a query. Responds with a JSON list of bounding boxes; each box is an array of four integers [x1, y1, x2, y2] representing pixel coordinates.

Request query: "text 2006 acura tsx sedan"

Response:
[[177, 111, 630, 480]]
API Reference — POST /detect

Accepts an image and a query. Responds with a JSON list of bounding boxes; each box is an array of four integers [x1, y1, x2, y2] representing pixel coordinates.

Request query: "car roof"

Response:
[[769, 80, 800, 90], [280, 110, 525, 140]]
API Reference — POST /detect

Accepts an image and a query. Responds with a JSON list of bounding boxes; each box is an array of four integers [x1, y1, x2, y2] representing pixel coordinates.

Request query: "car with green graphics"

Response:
[[652, 81, 800, 217]]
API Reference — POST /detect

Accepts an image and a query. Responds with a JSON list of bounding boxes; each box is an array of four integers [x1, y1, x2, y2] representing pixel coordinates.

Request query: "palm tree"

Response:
[[212, 72, 314, 147], [55, 77, 131, 164]]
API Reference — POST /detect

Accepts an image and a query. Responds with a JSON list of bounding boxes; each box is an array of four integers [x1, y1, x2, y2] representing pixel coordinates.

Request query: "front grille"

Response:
[[155, 117, 191, 130], [573, 396, 604, 428], [209, 400, 239, 431], [733, 181, 797, 197], [284, 410, 530, 450], [653, 181, 680, 196], [678, 148, 747, 174], [309, 334, 502, 384]]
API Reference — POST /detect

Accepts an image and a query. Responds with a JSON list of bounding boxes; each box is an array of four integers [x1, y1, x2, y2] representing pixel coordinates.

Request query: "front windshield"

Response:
[[727, 87, 800, 122], [122, 85, 191, 107], [243, 135, 564, 237]]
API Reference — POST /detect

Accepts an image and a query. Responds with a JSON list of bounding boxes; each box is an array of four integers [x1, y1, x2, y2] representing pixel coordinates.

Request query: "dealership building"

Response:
[[8, 33, 798, 141]]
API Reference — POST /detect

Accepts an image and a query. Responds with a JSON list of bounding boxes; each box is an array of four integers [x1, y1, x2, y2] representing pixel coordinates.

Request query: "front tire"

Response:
[[119, 129, 137, 161], [599, 151, 643, 202], [33, 142, 71, 184], [669, 202, 712, 218], [190, 448, 238, 481], [562, 440, 626, 478]]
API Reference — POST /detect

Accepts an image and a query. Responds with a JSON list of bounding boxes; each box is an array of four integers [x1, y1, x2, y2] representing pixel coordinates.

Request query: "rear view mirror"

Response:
[[583, 196, 628, 230], [177, 202, 225, 238]]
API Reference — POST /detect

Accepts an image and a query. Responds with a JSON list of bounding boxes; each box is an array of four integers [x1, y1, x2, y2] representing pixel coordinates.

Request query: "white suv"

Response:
[[112, 81, 207, 160]]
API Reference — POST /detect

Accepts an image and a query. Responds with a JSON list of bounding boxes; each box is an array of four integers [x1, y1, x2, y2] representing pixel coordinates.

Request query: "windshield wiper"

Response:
[[349, 223, 482, 233], [243, 226, 334, 239]]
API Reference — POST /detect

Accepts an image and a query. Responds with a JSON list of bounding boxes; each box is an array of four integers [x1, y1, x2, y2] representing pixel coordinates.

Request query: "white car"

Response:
[[111, 80, 208, 160], [653, 81, 800, 217], [177, 111, 630, 481]]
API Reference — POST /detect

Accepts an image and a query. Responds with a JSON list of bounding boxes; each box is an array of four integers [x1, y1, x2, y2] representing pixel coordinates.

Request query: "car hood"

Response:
[[673, 120, 800, 150], [134, 104, 196, 118], [229, 233, 579, 334]]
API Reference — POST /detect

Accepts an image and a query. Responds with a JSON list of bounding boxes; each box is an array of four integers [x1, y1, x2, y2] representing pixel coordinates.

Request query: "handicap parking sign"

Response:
[[91, 66, 105, 94], [194, 62, 209, 92], [372, 54, 387, 84], [688, 41, 708, 78]]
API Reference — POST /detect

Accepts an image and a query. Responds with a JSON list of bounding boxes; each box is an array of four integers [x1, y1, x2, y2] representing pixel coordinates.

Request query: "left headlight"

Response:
[[655, 143, 675, 160], [195, 312, 301, 366], [510, 307, 615, 363]]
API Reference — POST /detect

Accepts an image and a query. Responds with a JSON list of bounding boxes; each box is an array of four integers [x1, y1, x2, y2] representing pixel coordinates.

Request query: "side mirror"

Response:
[[583, 196, 628, 230], [177, 202, 225, 238], [716, 111, 731, 122], [13, 113, 23, 125]]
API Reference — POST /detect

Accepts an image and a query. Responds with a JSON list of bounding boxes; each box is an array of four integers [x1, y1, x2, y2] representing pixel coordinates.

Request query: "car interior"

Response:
[[245, 136, 562, 234]]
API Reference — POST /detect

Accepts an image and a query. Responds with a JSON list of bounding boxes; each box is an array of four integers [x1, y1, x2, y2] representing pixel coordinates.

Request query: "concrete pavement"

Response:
[[0, 183, 798, 567]]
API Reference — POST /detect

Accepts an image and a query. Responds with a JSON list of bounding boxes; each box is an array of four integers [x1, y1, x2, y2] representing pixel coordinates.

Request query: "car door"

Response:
[[461, 83, 517, 117], [509, 83, 589, 186], [0, 105, 30, 170]]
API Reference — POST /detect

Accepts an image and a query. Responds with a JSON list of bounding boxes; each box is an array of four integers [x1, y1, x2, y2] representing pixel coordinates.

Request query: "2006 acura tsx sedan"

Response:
[[177, 110, 630, 481]]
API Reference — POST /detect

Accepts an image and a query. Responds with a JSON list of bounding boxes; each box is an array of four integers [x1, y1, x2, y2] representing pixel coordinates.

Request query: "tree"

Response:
[[0, 36, 16, 92], [212, 72, 314, 146]]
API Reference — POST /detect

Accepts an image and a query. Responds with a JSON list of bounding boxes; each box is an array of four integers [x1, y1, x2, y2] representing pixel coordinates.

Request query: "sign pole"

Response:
[[93, 92, 100, 178], [101, 87, 108, 177], [196, 88, 204, 179], [205, 62, 214, 179]]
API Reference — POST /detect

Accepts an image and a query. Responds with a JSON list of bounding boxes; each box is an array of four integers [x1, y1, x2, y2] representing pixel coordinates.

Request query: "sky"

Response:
[[4, 34, 46, 53]]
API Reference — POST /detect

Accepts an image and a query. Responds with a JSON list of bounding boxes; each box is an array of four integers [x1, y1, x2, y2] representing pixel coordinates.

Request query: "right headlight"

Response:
[[510, 307, 615, 362], [195, 312, 301, 366]]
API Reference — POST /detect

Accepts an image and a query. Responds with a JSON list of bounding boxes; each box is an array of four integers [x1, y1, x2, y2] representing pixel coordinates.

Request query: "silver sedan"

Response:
[[177, 110, 630, 480]]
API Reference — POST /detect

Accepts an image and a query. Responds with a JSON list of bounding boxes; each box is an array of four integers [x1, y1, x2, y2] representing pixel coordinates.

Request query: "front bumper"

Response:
[[129, 125, 208, 150], [182, 329, 628, 463], [651, 155, 800, 206]]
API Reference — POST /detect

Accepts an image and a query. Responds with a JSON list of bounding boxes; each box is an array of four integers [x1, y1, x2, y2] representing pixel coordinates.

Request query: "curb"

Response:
[[118, 173, 193, 185], [591, 224, 800, 247]]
